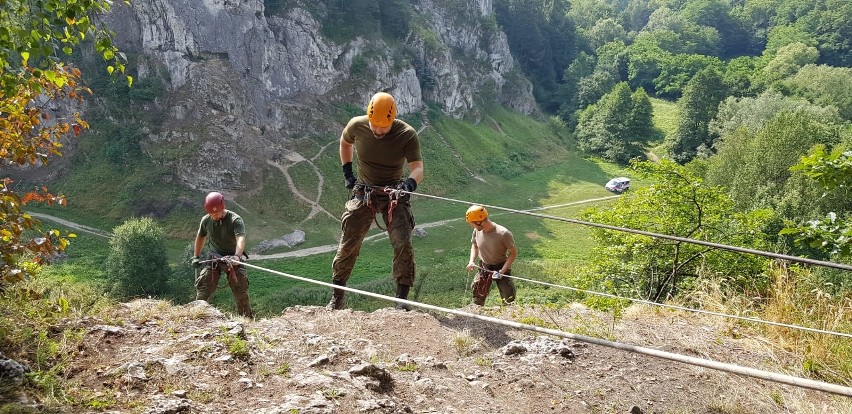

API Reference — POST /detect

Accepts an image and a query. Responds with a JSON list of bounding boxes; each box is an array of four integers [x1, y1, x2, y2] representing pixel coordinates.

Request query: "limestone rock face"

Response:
[[103, 0, 538, 190]]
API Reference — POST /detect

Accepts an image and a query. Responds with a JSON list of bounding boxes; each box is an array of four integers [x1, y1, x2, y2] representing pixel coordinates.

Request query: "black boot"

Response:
[[394, 284, 411, 311], [326, 280, 346, 310]]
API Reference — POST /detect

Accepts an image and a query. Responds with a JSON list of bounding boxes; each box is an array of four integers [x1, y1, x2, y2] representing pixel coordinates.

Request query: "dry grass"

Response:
[[449, 328, 480, 356], [761, 265, 852, 385], [674, 264, 852, 386]]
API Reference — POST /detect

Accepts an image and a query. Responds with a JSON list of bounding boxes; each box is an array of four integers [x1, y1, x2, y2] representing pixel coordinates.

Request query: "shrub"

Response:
[[105, 218, 169, 298]]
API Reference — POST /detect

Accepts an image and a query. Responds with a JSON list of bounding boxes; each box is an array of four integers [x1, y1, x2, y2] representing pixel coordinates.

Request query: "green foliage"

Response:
[[581, 159, 773, 301], [0, 0, 130, 94], [220, 333, 250, 360], [0, 277, 112, 405], [706, 110, 843, 218], [783, 65, 852, 121], [709, 90, 839, 139], [781, 212, 852, 257], [759, 42, 819, 86], [780, 145, 852, 256], [576, 82, 654, 163], [668, 67, 728, 163], [654, 54, 723, 99], [105, 218, 169, 299], [494, 0, 576, 113], [320, 0, 412, 43], [1, 0, 131, 286], [791, 145, 852, 190]]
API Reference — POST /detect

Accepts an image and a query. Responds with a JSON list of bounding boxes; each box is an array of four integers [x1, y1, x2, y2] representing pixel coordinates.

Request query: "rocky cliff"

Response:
[[102, 0, 537, 191]]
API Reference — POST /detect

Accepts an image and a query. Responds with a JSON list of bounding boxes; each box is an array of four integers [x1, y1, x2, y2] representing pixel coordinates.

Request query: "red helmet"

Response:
[[204, 192, 225, 215]]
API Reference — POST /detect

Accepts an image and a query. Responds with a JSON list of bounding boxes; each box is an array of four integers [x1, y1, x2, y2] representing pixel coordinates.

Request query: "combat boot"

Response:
[[394, 284, 411, 311], [326, 280, 346, 310]]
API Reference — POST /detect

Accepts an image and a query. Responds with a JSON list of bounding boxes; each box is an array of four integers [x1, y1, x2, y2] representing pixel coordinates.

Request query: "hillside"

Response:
[[5, 299, 848, 413]]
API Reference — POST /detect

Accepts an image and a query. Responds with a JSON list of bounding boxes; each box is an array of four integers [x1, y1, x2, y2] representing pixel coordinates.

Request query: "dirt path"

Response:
[[29, 213, 113, 238], [266, 155, 339, 223]]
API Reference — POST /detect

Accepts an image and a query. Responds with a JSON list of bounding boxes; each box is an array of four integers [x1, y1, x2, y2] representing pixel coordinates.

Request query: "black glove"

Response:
[[342, 162, 356, 189], [191, 256, 202, 268], [399, 177, 417, 193]]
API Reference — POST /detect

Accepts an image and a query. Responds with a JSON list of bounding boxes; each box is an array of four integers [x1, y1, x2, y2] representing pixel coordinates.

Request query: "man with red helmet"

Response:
[[191, 191, 252, 317], [465, 205, 518, 306], [328, 91, 424, 311]]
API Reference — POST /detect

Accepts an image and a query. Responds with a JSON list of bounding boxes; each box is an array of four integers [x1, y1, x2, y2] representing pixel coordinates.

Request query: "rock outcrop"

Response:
[[101, 0, 538, 191]]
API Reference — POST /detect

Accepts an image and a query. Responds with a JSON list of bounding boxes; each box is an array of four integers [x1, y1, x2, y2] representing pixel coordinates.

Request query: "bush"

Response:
[[105, 218, 169, 298]]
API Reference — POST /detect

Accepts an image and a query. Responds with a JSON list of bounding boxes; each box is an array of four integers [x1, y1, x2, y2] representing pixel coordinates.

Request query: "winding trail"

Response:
[[29, 213, 113, 238], [266, 153, 339, 223]]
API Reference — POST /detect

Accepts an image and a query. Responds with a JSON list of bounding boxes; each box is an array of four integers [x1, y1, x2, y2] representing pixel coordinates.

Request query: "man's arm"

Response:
[[235, 234, 246, 259], [340, 135, 354, 165], [193, 234, 206, 257], [500, 244, 518, 275], [466, 238, 479, 271], [407, 160, 424, 184]]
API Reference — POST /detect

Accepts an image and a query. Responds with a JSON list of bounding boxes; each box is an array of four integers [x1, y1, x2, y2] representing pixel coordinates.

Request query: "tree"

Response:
[[575, 82, 652, 163], [581, 159, 773, 302], [798, 0, 852, 67], [783, 65, 852, 121], [1, 0, 129, 287], [668, 67, 728, 163], [759, 42, 819, 86], [780, 145, 852, 257], [106, 218, 169, 298], [705, 110, 843, 217]]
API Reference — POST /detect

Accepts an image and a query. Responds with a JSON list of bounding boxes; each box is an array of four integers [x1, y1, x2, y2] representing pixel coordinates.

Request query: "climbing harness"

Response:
[[354, 183, 408, 231], [471, 262, 508, 299], [198, 253, 248, 289]]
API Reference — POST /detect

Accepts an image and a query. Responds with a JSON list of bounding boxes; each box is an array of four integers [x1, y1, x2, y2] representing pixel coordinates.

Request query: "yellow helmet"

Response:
[[465, 205, 488, 223], [367, 92, 397, 128]]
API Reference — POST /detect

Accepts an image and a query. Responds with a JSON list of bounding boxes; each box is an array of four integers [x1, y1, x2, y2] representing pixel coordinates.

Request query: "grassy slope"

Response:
[[649, 97, 679, 157]]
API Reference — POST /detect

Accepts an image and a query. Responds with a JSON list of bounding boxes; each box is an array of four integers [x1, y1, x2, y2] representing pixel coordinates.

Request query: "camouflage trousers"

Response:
[[196, 261, 252, 318], [332, 190, 416, 287], [471, 261, 516, 306]]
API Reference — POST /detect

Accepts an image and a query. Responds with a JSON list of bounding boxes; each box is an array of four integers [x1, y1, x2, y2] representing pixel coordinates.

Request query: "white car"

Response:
[[605, 177, 630, 193]]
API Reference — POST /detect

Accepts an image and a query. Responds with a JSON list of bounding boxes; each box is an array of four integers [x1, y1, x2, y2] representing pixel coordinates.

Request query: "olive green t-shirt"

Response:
[[471, 223, 515, 265], [342, 115, 422, 186], [197, 210, 245, 255]]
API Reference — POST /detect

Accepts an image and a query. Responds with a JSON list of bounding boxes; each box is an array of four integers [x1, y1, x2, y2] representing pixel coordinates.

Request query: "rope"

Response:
[[232, 259, 852, 397], [470, 265, 852, 339], [383, 189, 852, 272]]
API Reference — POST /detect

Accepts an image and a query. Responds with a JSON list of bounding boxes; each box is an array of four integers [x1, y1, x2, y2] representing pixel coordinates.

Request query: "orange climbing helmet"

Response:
[[204, 192, 225, 215], [465, 205, 488, 223], [367, 92, 397, 128]]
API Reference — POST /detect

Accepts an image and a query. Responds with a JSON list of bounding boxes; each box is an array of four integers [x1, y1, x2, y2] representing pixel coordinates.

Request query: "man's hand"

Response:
[[343, 162, 356, 189], [399, 177, 417, 193], [191, 256, 202, 268], [225, 255, 241, 263], [466, 261, 476, 271]]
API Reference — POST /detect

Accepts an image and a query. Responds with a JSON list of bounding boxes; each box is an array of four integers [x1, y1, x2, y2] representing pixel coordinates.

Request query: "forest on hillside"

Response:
[[489, 0, 852, 262]]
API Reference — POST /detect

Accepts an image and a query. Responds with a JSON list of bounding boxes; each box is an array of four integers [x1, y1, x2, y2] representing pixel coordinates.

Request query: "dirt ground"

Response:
[[11, 298, 842, 414]]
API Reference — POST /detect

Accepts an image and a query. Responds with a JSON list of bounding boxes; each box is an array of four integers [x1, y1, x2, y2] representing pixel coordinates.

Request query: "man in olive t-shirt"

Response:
[[329, 92, 424, 311], [191, 192, 252, 318]]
